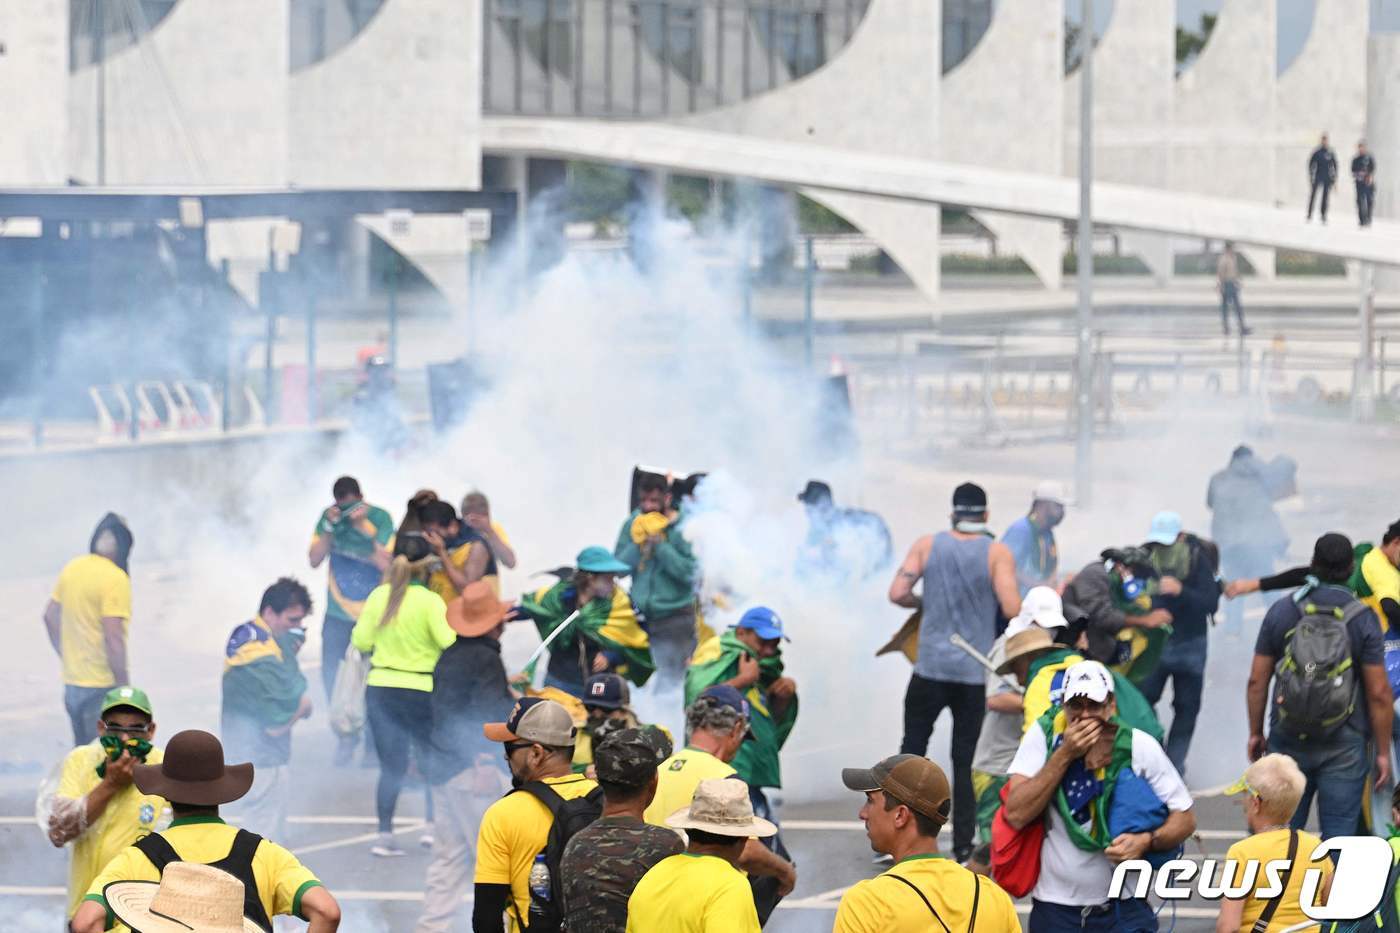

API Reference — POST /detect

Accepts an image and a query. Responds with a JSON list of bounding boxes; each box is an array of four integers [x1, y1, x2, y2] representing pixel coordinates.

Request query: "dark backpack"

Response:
[[514, 780, 604, 932], [133, 828, 272, 932], [1273, 600, 1367, 740]]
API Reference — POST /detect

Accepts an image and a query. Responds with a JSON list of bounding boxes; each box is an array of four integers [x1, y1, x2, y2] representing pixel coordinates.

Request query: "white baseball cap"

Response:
[[1062, 660, 1114, 704], [1033, 481, 1067, 506], [1004, 586, 1069, 638]]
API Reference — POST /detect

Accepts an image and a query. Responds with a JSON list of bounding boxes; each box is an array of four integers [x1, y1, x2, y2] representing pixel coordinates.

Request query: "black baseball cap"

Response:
[[952, 482, 987, 515], [583, 673, 630, 711]]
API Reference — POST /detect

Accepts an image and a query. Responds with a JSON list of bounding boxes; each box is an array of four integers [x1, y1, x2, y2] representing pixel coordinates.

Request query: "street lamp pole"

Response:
[[1075, 0, 1096, 506]]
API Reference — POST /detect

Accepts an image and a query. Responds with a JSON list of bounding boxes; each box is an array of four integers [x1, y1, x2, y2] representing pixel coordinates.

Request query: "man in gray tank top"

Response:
[[888, 482, 1022, 861]]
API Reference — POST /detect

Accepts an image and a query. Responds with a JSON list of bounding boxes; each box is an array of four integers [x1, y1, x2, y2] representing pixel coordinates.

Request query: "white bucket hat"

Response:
[[665, 778, 777, 838], [105, 862, 262, 933]]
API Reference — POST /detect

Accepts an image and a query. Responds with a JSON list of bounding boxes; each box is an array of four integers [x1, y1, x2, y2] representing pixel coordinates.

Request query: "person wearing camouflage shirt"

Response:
[[560, 727, 682, 933]]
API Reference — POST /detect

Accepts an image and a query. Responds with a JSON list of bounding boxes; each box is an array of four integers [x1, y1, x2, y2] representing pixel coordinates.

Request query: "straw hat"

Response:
[[995, 626, 1056, 675], [105, 862, 262, 933], [446, 581, 512, 637], [665, 778, 777, 838]]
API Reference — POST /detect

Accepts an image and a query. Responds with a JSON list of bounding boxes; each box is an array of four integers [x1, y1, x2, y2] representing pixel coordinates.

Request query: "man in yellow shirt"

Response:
[[835, 753, 1020, 932], [475, 697, 600, 932], [1217, 754, 1334, 933], [420, 500, 497, 600], [46, 687, 167, 921], [626, 777, 775, 932], [44, 513, 134, 745], [69, 729, 341, 933], [1360, 521, 1400, 632], [644, 686, 796, 915]]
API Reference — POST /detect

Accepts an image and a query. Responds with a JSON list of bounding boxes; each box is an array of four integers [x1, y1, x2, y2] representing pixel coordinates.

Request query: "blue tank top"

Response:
[[916, 532, 998, 684]]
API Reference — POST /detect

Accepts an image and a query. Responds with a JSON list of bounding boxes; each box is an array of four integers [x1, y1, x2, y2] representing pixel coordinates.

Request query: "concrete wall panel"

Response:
[[676, 0, 943, 300], [1276, 0, 1368, 224], [0, 0, 67, 185], [943, 1, 1064, 290], [68, 0, 288, 186], [290, 0, 480, 188], [1369, 36, 1400, 291]]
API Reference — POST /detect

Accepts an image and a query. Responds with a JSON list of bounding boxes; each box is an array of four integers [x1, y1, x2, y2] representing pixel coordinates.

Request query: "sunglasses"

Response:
[[103, 722, 149, 736], [505, 741, 535, 757]]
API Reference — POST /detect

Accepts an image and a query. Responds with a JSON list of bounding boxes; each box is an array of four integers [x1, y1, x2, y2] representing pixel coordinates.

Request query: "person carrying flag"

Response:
[[517, 547, 655, 698], [683, 604, 797, 901]]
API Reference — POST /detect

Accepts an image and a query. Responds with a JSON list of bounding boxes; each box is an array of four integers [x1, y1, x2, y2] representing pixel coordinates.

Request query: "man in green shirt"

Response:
[[614, 475, 698, 688], [307, 476, 392, 764]]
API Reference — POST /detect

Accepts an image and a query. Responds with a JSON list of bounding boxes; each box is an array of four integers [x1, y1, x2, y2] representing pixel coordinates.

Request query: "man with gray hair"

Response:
[[643, 686, 796, 920], [1216, 754, 1334, 933]]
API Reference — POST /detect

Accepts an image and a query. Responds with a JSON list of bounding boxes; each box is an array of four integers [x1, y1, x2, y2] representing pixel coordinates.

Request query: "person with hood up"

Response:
[[45, 513, 136, 746], [1207, 445, 1292, 633], [517, 547, 655, 698], [1061, 547, 1174, 685]]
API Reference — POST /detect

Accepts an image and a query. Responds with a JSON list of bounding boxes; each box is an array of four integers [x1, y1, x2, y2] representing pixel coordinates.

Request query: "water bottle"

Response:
[[527, 853, 551, 921]]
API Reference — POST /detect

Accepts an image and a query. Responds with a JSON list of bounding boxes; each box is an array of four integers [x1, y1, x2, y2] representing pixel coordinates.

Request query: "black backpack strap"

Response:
[[968, 870, 980, 932], [213, 829, 272, 933], [885, 873, 951, 933], [1251, 829, 1299, 933], [518, 780, 568, 819], [133, 832, 181, 873]]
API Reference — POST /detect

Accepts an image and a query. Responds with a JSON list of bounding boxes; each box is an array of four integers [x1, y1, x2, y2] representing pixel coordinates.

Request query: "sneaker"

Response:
[[371, 834, 405, 858], [872, 853, 894, 865], [420, 832, 435, 849]]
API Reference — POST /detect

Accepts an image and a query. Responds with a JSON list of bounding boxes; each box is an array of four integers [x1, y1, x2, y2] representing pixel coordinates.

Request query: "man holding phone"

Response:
[[308, 476, 394, 762]]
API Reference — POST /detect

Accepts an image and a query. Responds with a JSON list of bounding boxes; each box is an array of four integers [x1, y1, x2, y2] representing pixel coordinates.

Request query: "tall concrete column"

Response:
[[1370, 35, 1400, 292]]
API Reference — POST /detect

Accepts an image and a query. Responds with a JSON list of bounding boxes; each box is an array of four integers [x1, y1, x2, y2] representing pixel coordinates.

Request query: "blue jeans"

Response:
[[1136, 634, 1207, 775], [65, 684, 112, 746], [1267, 727, 1370, 840], [1029, 897, 1158, 932]]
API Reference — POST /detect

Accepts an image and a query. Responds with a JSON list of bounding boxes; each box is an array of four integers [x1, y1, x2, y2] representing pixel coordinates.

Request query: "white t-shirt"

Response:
[[1007, 721, 1192, 906]]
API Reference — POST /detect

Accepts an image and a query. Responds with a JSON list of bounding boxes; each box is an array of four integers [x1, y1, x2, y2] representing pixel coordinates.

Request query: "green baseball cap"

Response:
[[101, 686, 153, 718]]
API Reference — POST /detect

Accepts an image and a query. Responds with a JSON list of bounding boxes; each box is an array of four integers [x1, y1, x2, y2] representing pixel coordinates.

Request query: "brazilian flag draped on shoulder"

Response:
[[1110, 579, 1172, 687], [519, 581, 655, 687], [684, 630, 798, 790], [1038, 706, 1135, 852], [1026, 648, 1164, 743]]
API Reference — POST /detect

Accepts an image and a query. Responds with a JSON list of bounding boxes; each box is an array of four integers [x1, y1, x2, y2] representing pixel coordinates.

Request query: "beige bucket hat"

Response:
[[665, 778, 778, 838], [105, 862, 262, 933]]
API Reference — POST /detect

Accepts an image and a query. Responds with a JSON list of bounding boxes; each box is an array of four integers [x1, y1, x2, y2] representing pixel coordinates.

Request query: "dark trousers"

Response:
[[899, 674, 983, 856], [1029, 898, 1158, 932], [366, 685, 433, 833], [1307, 181, 1331, 220], [1268, 727, 1370, 841], [646, 606, 697, 689], [1358, 182, 1375, 226], [1220, 281, 1245, 334], [321, 616, 356, 702], [65, 684, 111, 746], [747, 786, 791, 926], [1136, 633, 1207, 775]]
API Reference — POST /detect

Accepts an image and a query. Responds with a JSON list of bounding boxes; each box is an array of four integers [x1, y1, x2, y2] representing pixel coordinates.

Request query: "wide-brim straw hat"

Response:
[[665, 777, 778, 839], [106, 862, 262, 933], [995, 626, 1056, 675], [447, 581, 512, 637]]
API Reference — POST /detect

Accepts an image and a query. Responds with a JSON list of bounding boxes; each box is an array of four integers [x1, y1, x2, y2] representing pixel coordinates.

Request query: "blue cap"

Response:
[[1146, 511, 1183, 547], [576, 546, 631, 575], [583, 673, 630, 711], [735, 606, 790, 642], [699, 684, 751, 719]]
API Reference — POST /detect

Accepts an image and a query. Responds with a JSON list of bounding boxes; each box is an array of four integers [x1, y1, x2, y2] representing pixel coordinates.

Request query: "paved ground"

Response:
[[0, 719, 1247, 933]]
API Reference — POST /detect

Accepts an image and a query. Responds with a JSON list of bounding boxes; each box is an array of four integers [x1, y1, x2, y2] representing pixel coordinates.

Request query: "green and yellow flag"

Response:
[[518, 581, 655, 687]]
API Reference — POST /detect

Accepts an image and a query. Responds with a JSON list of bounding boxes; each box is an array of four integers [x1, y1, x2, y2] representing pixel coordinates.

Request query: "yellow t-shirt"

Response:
[[1362, 546, 1400, 633], [351, 583, 456, 692], [53, 554, 132, 687], [1224, 829, 1334, 932], [626, 853, 760, 932], [475, 773, 599, 932], [56, 743, 168, 918], [428, 537, 501, 603], [84, 815, 321, 931], [833, 854, 1022, 933], [643, 747, 738, 829]]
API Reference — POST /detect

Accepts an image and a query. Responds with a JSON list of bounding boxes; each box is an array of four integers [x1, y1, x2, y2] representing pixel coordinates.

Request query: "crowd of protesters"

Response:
[[36, 448, 1400, 931]]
